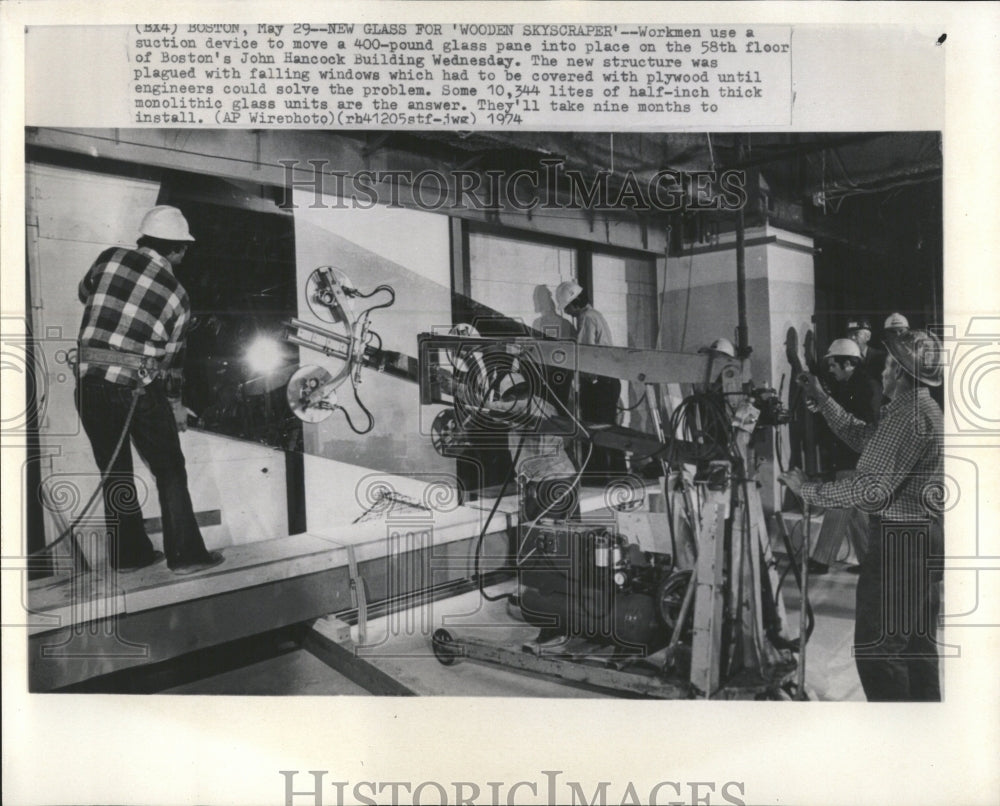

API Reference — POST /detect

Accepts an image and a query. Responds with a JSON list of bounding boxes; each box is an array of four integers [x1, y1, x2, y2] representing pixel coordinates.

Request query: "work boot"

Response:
[[171, 550, 225, 576], [118, 550, 165, 573]]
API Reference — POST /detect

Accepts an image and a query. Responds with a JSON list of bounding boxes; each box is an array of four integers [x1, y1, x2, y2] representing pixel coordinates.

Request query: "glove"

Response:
[[169, 398, 189, 432], [797, 372, 828, 409], [778, 467, 807, 499]]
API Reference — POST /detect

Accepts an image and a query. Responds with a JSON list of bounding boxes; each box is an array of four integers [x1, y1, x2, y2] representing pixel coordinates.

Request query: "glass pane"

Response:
[[468, 232, 576, 336], [592, 253, 657, 351]]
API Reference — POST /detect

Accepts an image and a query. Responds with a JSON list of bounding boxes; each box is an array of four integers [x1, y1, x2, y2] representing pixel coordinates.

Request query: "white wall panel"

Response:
[[658, 229, 815, 514]]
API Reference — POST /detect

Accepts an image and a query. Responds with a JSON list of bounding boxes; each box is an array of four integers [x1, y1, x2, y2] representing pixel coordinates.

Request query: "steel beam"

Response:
[[420, 333, 740, 387]]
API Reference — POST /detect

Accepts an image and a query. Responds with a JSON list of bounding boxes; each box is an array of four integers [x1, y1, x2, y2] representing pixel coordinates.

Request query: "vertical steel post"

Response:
[[735, 136, 750, 357], [798, 504, 811, 698]]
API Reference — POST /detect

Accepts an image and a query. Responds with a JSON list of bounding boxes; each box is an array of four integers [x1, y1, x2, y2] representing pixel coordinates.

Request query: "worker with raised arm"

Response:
[[780, 329, 944, 701], [808, 337, 882, 575]]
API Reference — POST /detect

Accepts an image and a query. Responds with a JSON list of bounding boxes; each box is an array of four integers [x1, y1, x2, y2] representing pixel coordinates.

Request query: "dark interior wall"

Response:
[[811, 180, 943, 349]]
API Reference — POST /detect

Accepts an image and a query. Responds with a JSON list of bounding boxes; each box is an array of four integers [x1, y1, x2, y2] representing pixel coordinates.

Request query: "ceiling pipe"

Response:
[[726, 133, 887, 171]]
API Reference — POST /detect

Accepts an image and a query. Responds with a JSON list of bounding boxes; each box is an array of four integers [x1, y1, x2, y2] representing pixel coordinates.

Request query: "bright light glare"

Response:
[[245, 336, 284, 376]]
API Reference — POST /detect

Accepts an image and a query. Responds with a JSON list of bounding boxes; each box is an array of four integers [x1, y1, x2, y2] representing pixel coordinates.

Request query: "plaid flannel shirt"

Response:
[[77, 246, 189, 398], [801, 387, 944, 522]]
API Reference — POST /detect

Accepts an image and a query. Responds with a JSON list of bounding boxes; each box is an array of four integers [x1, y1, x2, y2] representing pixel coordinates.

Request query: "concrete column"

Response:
[[658, 224, 815, 513]]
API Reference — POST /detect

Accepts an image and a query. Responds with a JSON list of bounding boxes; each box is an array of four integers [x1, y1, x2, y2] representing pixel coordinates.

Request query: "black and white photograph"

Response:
[[3, 5, 999, 806], [19, 126, 946, 704]]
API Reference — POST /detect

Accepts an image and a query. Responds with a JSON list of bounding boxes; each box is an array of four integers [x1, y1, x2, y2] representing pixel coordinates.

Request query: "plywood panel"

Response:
[[130, 431, 288, 550], [303, 452, 480, 543], [29, 163, 160, 247], [763, 231, 816, 515], [27, 162, 163, 559]]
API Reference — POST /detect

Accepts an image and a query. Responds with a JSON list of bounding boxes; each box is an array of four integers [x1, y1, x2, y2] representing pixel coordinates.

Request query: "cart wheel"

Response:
[[430, 410, 459, 457], [781, 680, 810, 701], [432, 629, 460, 666], [656, 570, 694, 641]]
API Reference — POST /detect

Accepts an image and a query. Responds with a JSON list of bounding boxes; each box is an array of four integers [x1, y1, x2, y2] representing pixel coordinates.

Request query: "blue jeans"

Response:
[[854, 516, 943, 701], [76, 376, 211, 570]]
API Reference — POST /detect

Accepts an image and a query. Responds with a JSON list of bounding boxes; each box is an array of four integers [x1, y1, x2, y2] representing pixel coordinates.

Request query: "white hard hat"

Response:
[[824, 338, 862, 360], [884, 312, 909, 332], [555, 280, 583, 312], [698, 337, 736, 358], [139, 205, 195, 242]]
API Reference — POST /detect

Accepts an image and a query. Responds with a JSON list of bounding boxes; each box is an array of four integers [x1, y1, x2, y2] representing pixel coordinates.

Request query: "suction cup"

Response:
[[287, 364, 336, 423], [305, 267, 354, 325]]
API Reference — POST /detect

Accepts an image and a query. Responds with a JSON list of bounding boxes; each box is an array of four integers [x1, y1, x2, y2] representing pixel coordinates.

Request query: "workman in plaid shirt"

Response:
[[76, 206, 223, 575], [780, 329, 944, 701]]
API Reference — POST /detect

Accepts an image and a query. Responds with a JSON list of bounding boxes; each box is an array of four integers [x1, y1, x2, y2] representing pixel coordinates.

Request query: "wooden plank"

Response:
[[29, 565, 354, 691], [442, 634, 689, 699], [26, 532, 351, 635], [690, 495, 728, 696], [142, 509, 221, 535], [303, 623, 417, 696], [28, 491, 518, 636], [27, 528, 515, 690], [311, 614, 352, 644]]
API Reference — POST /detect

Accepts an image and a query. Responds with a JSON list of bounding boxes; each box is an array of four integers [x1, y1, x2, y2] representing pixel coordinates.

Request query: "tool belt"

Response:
[[77, 345, 163, 380]]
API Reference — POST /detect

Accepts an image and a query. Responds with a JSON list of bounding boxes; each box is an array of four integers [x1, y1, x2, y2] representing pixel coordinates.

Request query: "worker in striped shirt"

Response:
[[76, 206, 223, 575], [780, 329, 944, 701]]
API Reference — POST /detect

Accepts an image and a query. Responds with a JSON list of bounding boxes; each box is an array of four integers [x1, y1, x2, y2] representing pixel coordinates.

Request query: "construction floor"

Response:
[[163, 558, 867, 700]]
